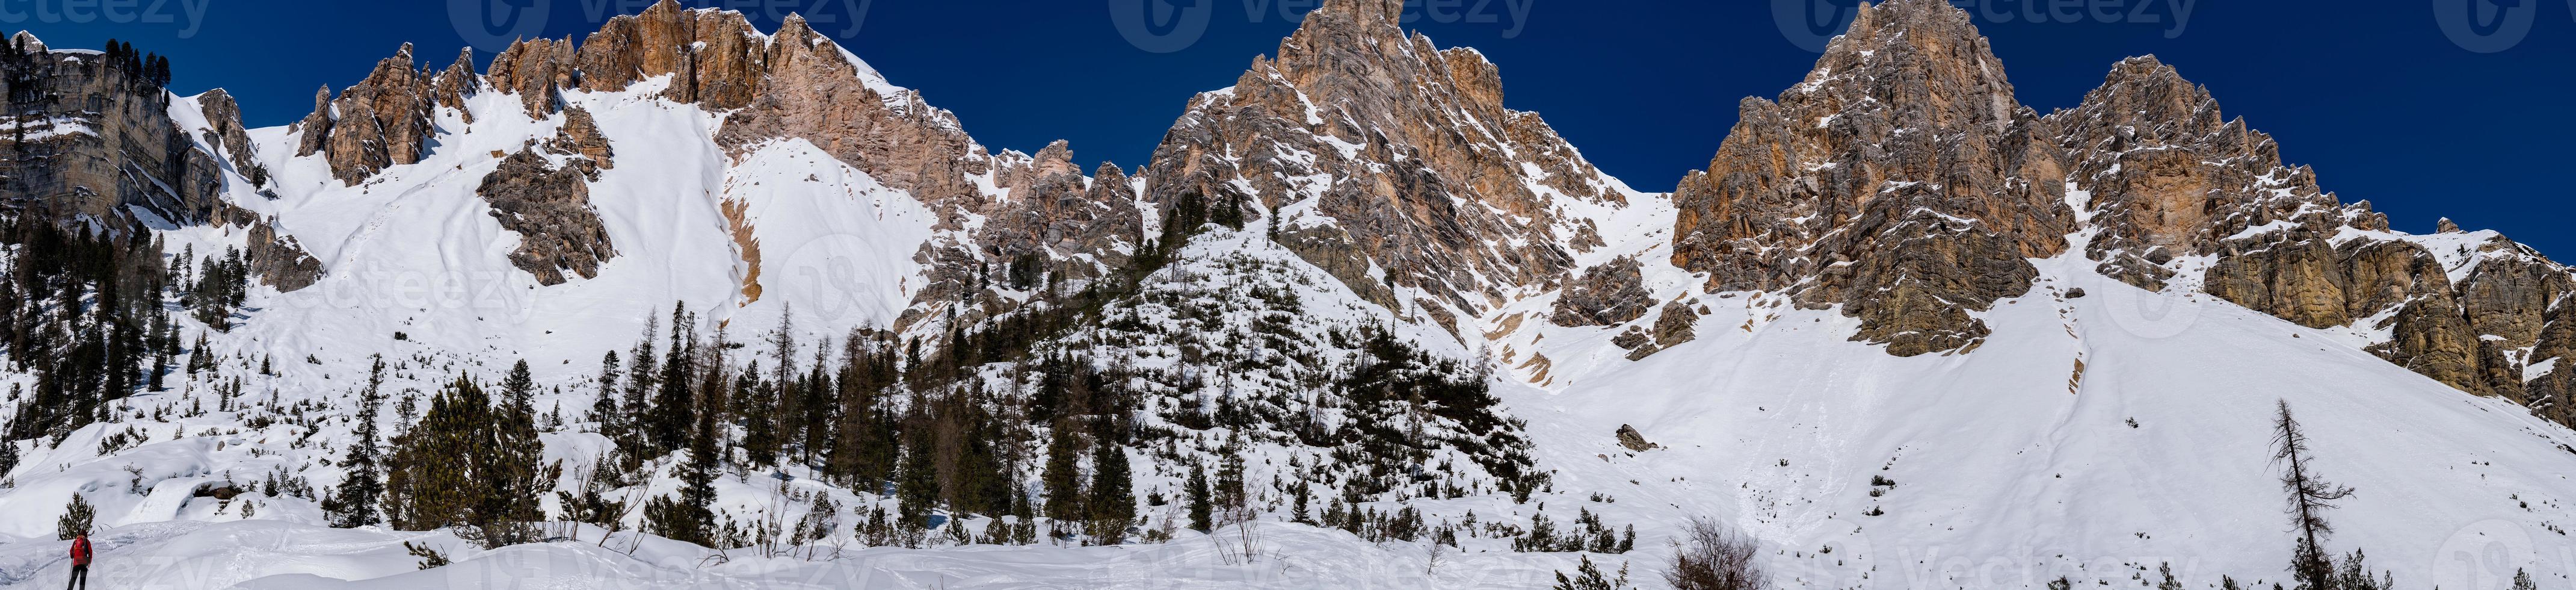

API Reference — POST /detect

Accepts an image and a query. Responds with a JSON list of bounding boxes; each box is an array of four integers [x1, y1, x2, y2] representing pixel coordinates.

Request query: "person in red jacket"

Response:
[[66, 532, 90, 590]]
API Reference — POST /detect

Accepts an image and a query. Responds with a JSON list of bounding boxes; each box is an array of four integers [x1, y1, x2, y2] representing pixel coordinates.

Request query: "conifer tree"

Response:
[[895, 432, 940, 532], [646, 392, 721, 547], [738, 364, 778, 469], [484, 362, 544, 546], [593, 351, 621, 435], [1086, 439, 1134, 544], [57, 493, 94, 539], [387, 377, 491, 533], [1186, 461, 1212, 532], [0, 435, 17, 478], [1553, 555, 1623, 590], [1040, 424, 1085, 529], [325, 356, 387, 528]]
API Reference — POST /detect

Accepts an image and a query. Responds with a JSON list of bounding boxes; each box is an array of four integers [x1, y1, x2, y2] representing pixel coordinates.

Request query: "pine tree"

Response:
[[2273, 400, 2352, 590], [1216, 447, 1247, 519], [500, 360, 535, 417], [324, 356, 388, 528], [1040, 424, 1085, 529], [1289, 479, 1313, 524], [484, 362, 544, 546], [57, 493, 95, 539], [0, 435, 17, 479], [2157, 562, 2183, 590], [1553, 555, 1624, 590], [646, 391, 722, 547], [895, 432, 940, 532], [2512, 568, 2537, 590], [1185, 461, 1212, 532], [738, 365, 778, 469], [1085, 439, 1134, 544], [592, 351, 621, 435], [387, 377, 491, 533]]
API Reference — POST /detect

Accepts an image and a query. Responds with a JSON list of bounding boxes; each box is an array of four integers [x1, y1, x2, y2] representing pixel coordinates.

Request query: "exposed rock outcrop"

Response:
[[430, 48, 479, 123], [477, 151, 615, 285], [1615, 424, 1656, 452], [1551, 256, 1650, 327], [193, 88, 267, 186], [576, 0, 766, 110], [547, 106, 615, 169], [486, 36, 581, 120], [303, 45, 437, 185], [1671, 0, 2072, 357]]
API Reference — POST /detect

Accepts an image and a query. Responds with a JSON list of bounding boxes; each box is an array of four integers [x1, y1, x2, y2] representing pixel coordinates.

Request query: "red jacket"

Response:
[[69, 536, 91, 566]]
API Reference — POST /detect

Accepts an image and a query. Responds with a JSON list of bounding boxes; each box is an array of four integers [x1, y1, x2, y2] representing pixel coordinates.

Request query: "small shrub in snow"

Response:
[[57, 493, 94, 539]]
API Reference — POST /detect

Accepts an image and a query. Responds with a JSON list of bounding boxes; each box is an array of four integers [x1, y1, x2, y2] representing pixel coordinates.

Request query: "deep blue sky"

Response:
[[17, 1, 2574, 252]]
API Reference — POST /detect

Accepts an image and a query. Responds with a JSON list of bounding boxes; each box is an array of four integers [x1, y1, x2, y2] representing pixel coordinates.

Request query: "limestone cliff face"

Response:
[[2047, 55, 2368, 288], [575, 0, 765, 110], [295, 45, 436, 185], [0, 33, 317, 291], [1670, 0, 2072, 356], [2042, 55, 2576, 408], [1140, 0, 1635, 326]]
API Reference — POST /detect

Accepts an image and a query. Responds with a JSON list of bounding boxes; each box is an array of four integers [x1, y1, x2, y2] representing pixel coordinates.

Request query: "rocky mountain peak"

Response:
[[576, 0, 765, 109], [430, 48, 478, 120], [1671, 0, 2070, 356], [1142, 0, 1642, 337], [283, 45, 437, 185], [8, 30, 43, 52], [1799, 0, 2022, 131]]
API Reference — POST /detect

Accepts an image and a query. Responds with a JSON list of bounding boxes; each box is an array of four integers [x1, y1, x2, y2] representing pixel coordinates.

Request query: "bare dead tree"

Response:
[[2273, 400, 2353, 590], [1665, 517, 1770, 590]]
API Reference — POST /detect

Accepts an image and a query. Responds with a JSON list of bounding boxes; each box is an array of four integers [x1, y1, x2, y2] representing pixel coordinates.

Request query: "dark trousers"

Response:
[[64, 564, 86, 590]]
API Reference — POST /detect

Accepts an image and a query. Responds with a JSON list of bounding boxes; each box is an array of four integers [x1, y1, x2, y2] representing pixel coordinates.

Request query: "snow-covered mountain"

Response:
[[2, 0, 2574, 588]]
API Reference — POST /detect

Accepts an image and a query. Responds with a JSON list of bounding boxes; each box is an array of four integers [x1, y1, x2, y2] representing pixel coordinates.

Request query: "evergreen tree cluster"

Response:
[[1, 216, 183, 443], [1, 37, 170, 87], [381, 370, 543, 547]]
